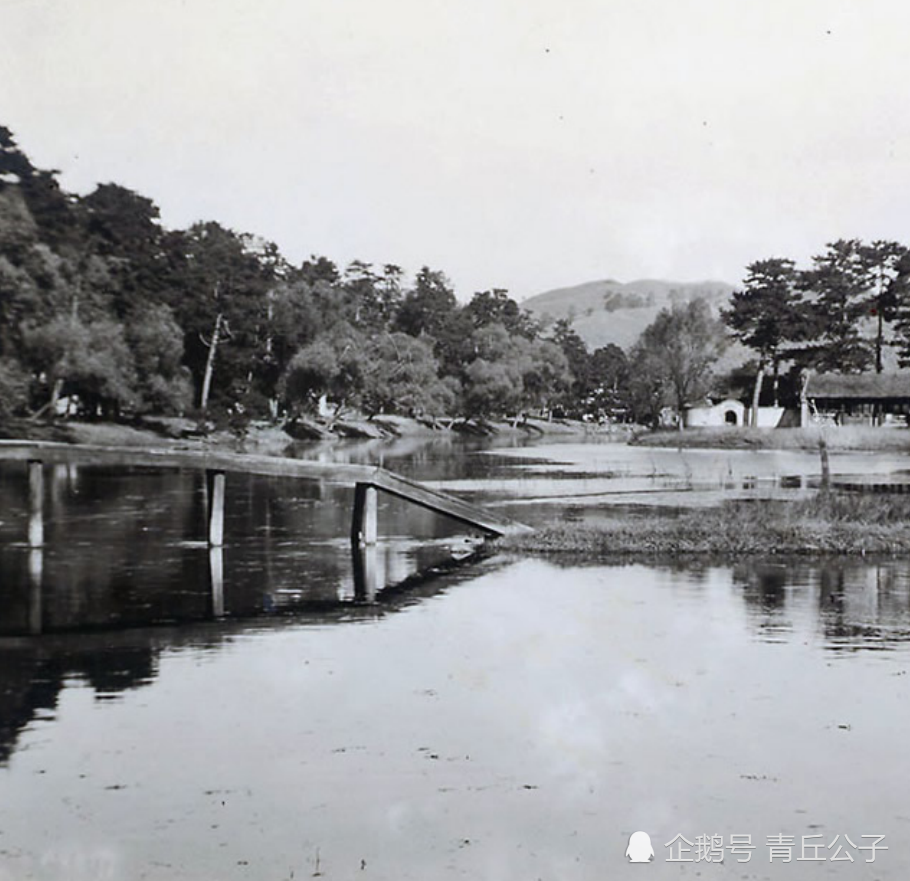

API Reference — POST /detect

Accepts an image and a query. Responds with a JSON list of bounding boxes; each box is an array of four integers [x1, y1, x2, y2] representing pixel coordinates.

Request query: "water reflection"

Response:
[[737, 559, 910, 650], [2, 553, 910, 768], [0, 461, 479, 638], [0, 638, 160, 765], [3, 556, 910, 880], [0, 555, 492, 770]]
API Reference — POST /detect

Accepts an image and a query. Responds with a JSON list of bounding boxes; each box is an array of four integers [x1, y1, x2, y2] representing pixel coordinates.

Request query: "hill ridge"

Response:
[[522, 276, 737, 353]]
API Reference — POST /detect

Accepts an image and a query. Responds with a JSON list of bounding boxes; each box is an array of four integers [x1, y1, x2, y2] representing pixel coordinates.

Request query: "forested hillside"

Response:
[[0, 126, 631, 426]]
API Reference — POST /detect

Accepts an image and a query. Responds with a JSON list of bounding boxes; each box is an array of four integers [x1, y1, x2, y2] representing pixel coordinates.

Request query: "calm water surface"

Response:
[[1, 437, 909, 879]]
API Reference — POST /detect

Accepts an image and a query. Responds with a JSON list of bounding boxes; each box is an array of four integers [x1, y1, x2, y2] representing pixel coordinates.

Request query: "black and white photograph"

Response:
[[1, 1, 909, 877]]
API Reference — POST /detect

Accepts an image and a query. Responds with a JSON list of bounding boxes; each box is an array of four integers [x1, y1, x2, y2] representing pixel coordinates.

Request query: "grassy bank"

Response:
[[499, 493, 910, 557], [632, 425, 910, 452]]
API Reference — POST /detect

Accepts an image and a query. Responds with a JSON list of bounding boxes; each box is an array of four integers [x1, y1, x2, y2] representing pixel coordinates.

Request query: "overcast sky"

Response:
[[3, 0, 909, 299]]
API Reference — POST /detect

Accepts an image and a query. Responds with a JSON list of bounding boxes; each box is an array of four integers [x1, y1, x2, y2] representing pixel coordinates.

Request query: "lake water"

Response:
[[1, 437, 909, 879]]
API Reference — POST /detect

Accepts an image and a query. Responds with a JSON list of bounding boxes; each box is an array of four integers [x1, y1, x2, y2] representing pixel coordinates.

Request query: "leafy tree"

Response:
[[431, 308, 476, 378], [67, 318, 138, 416], [394, 266, 458, 338], [338, 260, 409, 330], [459, 324, 571, 419], [0, 126, 35, 181], [342, 260, 384, 328], [79, 183, 168, 317], [462, 358, 524, 417], [280, 323, 366, 417], [378, 264, 405, 324], [627, 357, 667, 427], [549, 318, 590, 412], [359, 332, 455, 417], [0, 189, 45, 356], [0, 184, 39, 262], [517, 337, 572, 414], [858, 240, 907, 373], [800, 240, 873, 373], [125, 304, 192, 413], [260, 279, 324, 399], [23, 315, 137, 416], [722, 258, 806, 419], [629, 299, 728, 427], [298, 255, 340, 285], [889, 251, 910, 368], [280, 339, 341, 415], [465, 289, 538, 339], [586, 344, 630, 418], [0, 127, 80, 251], [167, 222, 275, 411], [459, 324, 523, 417]]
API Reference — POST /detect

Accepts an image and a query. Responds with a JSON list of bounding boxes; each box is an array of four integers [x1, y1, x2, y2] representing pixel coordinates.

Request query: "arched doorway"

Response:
[[724, 409, 738, 425]]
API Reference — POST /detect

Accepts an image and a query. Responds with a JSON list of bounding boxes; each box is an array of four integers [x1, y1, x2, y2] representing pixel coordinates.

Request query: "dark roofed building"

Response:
[[806, 373, 910, 426]]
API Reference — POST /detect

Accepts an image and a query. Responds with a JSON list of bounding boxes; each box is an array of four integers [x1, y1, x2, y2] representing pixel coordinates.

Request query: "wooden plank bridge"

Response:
[[0, 440, 531, 539], [0, 441, 531, 623]]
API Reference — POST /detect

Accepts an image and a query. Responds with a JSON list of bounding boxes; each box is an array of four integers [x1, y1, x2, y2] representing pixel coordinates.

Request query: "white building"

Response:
[[683, 398, 746, 428]]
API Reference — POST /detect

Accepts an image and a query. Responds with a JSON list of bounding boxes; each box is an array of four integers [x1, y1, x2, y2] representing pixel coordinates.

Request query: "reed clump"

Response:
[[500, 493, 910, 557]]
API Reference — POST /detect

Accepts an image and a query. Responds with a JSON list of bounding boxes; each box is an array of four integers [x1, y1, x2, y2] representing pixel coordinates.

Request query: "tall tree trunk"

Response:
[[48, 377, 64, 418], [876, 309, 885, 373], [200, 312, 223, 411], [751, 363, 766, 427], [799, 369, 811, 428]]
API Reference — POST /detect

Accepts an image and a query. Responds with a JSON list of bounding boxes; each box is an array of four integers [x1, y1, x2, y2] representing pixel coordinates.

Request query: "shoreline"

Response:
[[0, 413, 614, 456], [7, 417, 908, 456], [631, 425, 910, 452], [6, 419, 910, 559], [497, 494, 910, 558]]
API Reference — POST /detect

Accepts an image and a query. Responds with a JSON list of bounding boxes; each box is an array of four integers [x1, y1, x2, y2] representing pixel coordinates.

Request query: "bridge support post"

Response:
[[27, 460, 44, 548], [351, 542, 379, 602], [207, 470, 226, 547], [28, 548, 43, 635], [351, 482, 378, 547], [209, 546, 225, 618]]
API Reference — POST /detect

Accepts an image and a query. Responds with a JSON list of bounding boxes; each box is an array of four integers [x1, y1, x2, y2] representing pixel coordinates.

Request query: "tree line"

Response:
[[625, 241, 910, 426], [5, 123, 907, 432], [0, 126, 629, 427], [725, 244, 910, 408]]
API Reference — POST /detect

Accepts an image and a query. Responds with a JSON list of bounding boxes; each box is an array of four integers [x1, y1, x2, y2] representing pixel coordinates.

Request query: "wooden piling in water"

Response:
[[819, 436, 830, 491], [351, 542, 379, 602], [351, 482, 378, 547], [208, 470, 226, 547], [27, 460, 43, 548], [28, 548, 42, 635], [209, 546, 225, 618]]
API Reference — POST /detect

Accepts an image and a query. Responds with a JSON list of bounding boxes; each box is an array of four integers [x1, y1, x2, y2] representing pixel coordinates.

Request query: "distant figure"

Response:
[[625, 831, 655, 863]]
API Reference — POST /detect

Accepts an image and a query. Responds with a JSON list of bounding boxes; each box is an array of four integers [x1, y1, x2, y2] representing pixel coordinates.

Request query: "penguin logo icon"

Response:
[[625, 831, 655, 863]]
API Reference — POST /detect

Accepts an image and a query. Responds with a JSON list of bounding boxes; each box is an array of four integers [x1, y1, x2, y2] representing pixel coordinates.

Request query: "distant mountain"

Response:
[[522, 278, 737, 351], [523, 277, 905, 381]]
